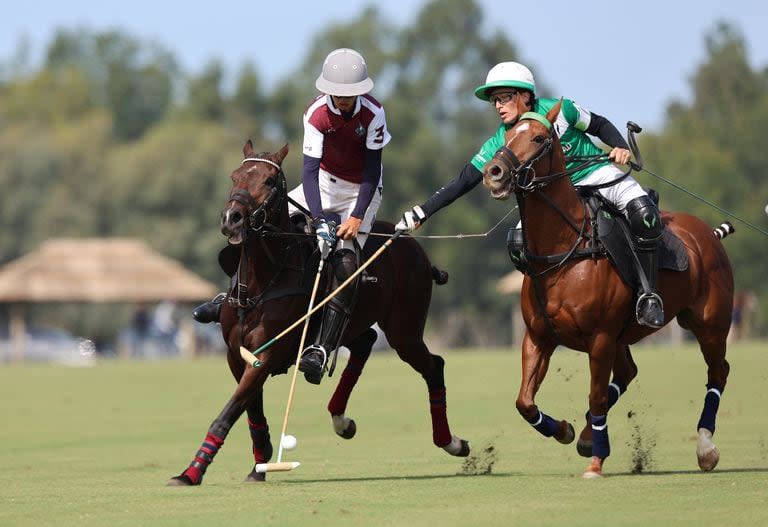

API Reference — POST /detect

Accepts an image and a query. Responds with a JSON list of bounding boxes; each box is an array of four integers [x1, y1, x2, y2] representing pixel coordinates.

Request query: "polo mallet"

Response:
[[239, 229, 403, 366], [250, 257, 325, 474]]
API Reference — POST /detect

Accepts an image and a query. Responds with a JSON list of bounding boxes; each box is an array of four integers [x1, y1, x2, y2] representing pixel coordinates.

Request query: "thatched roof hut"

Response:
[[0, 238, 216, 302], [0, 238, 218, 360]]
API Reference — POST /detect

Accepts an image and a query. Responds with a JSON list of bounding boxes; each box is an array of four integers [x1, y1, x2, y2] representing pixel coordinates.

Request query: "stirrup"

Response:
[[635, 292, 664, 328], [299, 345, 328, 384], [192, 292, 226, 324]]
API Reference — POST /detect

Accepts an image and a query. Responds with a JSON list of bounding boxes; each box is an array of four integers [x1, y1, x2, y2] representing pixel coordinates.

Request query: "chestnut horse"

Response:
[[168, 142, 469, 486], [483, 102, 733, 478]]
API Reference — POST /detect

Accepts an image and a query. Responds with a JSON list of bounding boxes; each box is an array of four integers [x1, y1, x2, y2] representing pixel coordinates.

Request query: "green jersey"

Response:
[[470, 97, 611, 183]]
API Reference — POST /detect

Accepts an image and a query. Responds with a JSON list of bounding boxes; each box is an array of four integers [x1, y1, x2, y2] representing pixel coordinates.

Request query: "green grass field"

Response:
[[2, 341, 767, 526]]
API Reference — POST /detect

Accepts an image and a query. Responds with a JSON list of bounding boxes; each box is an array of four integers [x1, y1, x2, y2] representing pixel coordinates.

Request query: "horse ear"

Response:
[[274, 143, 289, 164], [243, 139, 255, 157], [546, 98, 563, 125]]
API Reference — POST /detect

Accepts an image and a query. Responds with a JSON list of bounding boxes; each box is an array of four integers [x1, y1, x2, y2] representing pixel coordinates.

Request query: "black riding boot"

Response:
[[627, 196, 665, 328], [192, 292, 226, 323], [299, 249, 360, 385]]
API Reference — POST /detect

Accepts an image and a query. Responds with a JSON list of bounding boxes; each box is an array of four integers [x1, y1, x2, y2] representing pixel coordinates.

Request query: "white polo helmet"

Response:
[[315, 48, 374, 97], [474, 62, 536, 101]]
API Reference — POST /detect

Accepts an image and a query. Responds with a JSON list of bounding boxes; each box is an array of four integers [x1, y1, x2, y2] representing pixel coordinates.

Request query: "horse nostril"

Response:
[[488, 164, 505, 181]]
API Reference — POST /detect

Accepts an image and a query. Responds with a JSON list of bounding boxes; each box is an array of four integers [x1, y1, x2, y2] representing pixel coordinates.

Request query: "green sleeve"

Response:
[[470, 125, 507, 172]]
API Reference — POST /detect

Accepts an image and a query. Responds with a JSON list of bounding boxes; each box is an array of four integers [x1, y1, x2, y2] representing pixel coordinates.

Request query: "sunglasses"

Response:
[[489, 90, 520, 106]]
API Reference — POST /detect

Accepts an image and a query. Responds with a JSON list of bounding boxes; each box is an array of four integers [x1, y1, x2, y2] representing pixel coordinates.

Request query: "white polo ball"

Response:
[[281, 434, 297, 451], [764, 203, 768, 216]]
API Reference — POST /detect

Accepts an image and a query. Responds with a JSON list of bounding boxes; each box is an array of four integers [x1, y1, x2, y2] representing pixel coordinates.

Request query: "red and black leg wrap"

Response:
[[248, 418, 272, 463], [181, 432, 224, 485]]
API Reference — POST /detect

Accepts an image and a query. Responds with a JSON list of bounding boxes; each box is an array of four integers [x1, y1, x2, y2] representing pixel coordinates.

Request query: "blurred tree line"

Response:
[[0, 0, 766, 345]]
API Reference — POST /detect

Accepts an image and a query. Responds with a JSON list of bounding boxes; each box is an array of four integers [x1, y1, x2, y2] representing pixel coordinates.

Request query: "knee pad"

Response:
[[626, 196, 662, 246]]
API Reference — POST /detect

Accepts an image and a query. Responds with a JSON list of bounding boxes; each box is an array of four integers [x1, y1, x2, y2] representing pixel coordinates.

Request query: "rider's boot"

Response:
[[299, 248, 360, 385], [192, 292, 226, 323], [627, 195, 665, 329]]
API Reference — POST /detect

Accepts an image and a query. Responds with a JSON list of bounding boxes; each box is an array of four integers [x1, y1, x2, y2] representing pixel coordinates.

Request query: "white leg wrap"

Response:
[[332, 414, 352, 435]]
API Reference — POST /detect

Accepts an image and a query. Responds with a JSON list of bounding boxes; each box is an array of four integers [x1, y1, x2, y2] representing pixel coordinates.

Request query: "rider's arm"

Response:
[[351, 147, 382, 219], [585, 112, 629, 150], [301, 155, 324, 219], [420, 163, 484, 218]]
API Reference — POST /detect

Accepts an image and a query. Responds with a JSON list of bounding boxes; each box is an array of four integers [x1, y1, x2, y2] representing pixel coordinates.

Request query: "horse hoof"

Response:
[[332, 414, 357, 439], [244, 469, 267, 483], [339, 419, 356, 439], [576, 439, 593, 458], [555, 421, 575, 444], [696, 428, 719, 471], [442, 435, 470, 457], [582, 456, 604, 479], [166, 474, 196, 486], [698, 447, 720, 471]]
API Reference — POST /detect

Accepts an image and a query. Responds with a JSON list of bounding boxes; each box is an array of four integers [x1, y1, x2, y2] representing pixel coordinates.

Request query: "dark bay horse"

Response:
[[168, 142, 469, 486], [482, 102, 734, 478]]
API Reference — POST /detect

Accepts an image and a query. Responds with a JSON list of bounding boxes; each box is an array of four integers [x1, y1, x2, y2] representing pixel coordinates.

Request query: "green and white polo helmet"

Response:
[[474, 62, 536, 101]]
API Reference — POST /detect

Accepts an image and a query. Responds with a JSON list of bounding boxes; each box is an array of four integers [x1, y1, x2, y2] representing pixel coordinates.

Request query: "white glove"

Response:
[[395, 206, 426, 233], [315, 219, 336, 259]]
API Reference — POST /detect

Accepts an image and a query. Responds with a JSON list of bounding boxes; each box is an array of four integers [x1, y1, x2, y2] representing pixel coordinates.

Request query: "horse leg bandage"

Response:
[[590, 413, 610, 459], [248, 419, 272, 463], [697, 383, 723, 434], [182, 432, 224, 484]]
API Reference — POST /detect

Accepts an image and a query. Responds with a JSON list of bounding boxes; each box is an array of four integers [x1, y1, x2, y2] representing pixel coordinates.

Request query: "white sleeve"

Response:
[[302, 113, 324, 159]]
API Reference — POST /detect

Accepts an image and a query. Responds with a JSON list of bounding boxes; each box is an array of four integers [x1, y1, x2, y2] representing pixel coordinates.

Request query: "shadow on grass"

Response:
[[607, 466, 768, 477], [281, 471, 523, 484]]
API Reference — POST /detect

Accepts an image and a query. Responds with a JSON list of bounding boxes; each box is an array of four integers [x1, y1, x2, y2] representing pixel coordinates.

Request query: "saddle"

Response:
[[509, 189, 688, 291], [588, 191, 688, 291]]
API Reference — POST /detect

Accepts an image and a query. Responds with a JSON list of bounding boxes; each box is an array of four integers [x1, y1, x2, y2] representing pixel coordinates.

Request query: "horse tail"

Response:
[[713, 221, 735, 240], [431, 266, 449, 285]]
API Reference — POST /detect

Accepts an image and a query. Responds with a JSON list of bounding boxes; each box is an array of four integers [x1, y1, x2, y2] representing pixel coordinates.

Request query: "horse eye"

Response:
[[265, 177, 276, 187], [533, 135, 546, 144]]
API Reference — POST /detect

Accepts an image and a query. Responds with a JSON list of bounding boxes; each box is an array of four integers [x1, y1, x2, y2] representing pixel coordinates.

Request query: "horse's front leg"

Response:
[[577, 344, 638, 457], [167, 361, 268, 486], [582, 335, 618, 478], [327, 328, 378, 439], [244, 389, 273, 483], [516, 332, 574, 445]]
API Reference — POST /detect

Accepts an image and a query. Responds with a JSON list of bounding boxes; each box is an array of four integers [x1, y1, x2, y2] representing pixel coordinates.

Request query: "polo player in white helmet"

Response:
[[288, 48, 391, 384], [396, 61, 664, 329]]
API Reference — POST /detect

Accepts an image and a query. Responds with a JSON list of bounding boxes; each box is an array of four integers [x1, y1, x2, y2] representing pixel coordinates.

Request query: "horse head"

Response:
[[220, 141, 290, 244], [483, 100, 564, 200]]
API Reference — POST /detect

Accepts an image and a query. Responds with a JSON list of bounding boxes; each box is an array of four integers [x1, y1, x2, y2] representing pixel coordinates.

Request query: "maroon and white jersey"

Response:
[[302, 94, 391, 184]]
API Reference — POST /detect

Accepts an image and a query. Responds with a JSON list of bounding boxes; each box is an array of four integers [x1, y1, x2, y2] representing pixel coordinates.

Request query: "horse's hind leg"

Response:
[[387, 331, 469, 457], [326, 327, 378, 439], [244, 390, 273, 483], [577, 344, 638, 457], [680, 309, 731, 471]]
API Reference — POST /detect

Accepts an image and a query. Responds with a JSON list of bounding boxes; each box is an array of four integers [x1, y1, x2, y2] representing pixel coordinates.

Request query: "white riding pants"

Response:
[[288, 167, 383, 251]]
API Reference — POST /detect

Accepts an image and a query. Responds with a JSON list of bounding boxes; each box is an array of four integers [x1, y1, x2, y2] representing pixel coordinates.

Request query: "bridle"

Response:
[[226, 156, 310, 311], [488, 112, 560, 193], [228, 156, 288, 234]]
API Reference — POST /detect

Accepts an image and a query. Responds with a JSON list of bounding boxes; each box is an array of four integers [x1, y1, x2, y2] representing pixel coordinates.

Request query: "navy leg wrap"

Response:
[[528, 410, 559, 437], [696, 383, 723, 433], [590, 413, 610, 459], [607, 378, 627, 409]]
